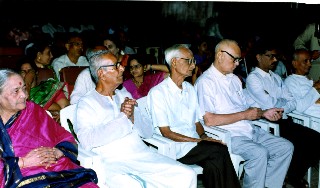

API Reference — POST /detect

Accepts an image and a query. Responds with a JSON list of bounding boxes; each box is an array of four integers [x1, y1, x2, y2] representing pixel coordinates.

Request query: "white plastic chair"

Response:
[[135, 96, 245, 178], [287, 111, 320, 188], [60, 104, 172, 188]]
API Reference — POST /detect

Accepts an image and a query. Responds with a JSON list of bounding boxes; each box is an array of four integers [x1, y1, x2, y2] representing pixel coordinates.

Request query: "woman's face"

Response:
[[104, 39, 119, 56], [0, 74, 28, 114], [129, 59, 144, 78], [20, 63, 33, 79], [37, 46, 53, 66]]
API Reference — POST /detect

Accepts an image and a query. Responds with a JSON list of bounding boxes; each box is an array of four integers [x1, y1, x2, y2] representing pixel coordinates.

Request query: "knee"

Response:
[[280, 138, 294, 155], [251, 147, 269, 161]]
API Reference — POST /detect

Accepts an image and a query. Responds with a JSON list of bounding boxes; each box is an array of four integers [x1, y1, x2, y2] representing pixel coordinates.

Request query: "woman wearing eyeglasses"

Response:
[[123, 54, 169, 99]]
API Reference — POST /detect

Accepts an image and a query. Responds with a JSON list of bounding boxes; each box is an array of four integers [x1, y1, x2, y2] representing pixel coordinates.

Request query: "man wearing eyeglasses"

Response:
[[246, 39, 320, 188], [74, 50, 197, 188], [148, 44, 241, 188], [52, 33, 89, 80], [195, 39, 293, 188]]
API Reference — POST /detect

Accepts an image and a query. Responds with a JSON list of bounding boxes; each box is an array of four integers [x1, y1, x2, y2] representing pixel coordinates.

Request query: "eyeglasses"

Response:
[[99, 62, 121, 70], [221, 50, 243, 63], [263, 53, 279, 60], [130, 64, 142, 70], [175, 57, 196, 65]]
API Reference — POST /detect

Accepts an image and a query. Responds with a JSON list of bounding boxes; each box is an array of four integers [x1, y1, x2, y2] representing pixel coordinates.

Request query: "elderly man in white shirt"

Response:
[[148, 44, 242, 188], [195, 39, 293, 188], [284, 49, 320, 117], [74, 49, 197, 188], [52, 33, 89, 80], [246, 39, 320, 188]]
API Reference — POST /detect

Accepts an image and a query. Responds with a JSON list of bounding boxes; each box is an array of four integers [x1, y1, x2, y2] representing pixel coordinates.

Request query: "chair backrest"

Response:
[[134, 96, 154, 139], [59, 66, 88, 98], [0, 47, 24, 70], [37, 68, 55, 85], [60, 104, 77, 134]]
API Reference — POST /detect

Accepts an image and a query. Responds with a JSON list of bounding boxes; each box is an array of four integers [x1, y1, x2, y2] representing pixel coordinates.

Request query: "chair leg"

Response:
[[307, 167, 311, 186]]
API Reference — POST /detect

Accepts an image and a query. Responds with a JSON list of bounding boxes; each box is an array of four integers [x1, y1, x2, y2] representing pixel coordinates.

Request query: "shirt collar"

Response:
[[255, 67, 272, 78], [166, 77, 187, 94], [210, 64, 234, 80]]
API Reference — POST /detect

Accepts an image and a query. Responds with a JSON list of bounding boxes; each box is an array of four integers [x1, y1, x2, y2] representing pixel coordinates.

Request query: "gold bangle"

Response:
[[20, 157, 24, 168]]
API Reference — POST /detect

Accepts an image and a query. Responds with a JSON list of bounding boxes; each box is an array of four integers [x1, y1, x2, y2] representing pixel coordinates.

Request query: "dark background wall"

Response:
[[0, 1, 319, 48]]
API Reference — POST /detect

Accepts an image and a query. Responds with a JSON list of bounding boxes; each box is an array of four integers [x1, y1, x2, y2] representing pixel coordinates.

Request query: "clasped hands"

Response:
[[20, 146, 64, 169], [121, 97, 137, 118], [246, 107, 283, 121]]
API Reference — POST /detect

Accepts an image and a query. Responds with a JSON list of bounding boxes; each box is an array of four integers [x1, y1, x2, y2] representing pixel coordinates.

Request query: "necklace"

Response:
[[132, 78, 143, 86]]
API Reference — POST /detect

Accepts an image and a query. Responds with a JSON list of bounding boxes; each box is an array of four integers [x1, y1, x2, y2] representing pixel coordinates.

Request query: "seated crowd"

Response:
[[1, 21, 320, 188]]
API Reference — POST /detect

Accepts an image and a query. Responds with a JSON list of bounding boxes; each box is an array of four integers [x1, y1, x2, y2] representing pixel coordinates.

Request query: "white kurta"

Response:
[[284, 74, 320, 117], [75, 89, 196, 188], [52, 54, 89, 80]]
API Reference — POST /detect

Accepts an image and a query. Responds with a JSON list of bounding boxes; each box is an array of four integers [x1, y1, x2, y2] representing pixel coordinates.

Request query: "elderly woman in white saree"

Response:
[[74, 50, 197, 188]]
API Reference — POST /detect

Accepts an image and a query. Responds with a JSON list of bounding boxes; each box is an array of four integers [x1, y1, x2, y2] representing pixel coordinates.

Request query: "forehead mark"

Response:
[[19, 82, 22, 85]]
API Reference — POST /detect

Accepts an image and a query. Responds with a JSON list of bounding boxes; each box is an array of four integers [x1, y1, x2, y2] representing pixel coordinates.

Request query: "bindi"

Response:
[[19, 82, 22, 85]]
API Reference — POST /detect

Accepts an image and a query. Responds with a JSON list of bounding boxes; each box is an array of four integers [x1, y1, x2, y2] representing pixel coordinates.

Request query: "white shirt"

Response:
[[195, 65, 253, 139], [284, 74, 320, 117], [70, 68, 95, 104], [147, 77, 199, 159], [246, 67, 297, 114], [52, 54, 89, 80]]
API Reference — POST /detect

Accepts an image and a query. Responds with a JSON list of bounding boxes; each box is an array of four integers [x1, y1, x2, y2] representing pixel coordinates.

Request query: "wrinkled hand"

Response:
[[121, 97, 137, 118], [22, 146, 63, 169], [263, 108, 283, 121], [244, 107, 263, 120]]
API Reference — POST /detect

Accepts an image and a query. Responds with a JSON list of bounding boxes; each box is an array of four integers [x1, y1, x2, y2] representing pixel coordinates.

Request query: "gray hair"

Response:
[[87, 50, 109, 83], [164, 44, 191, 67], [0, 69, 19, 94]]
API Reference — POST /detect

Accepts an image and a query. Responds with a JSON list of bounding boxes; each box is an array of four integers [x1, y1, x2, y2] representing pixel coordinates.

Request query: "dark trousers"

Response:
[[277, 118, 320, 180], [178, 140, 241, 188]]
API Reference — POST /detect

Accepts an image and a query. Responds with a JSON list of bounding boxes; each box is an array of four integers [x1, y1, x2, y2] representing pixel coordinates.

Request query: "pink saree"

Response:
[[0, 101, 98, 187], [123, 72, 166, 99]]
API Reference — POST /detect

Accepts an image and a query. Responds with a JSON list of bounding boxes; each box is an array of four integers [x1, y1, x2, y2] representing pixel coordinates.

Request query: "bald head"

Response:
[[213, 39, 242, 75]]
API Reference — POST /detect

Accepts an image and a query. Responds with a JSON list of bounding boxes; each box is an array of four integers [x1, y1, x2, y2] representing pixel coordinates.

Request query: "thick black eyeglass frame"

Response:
[[221, 50, 243, 63], [99, 62, 121, 70], [175, 57, 197, 65]]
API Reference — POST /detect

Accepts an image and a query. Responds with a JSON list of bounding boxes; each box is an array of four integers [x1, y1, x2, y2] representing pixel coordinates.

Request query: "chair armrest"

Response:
[[287, 111, 310, 128], [203, 125, 231, 150], [143, 135, 176, 160], [252, 119, 280, 136]]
